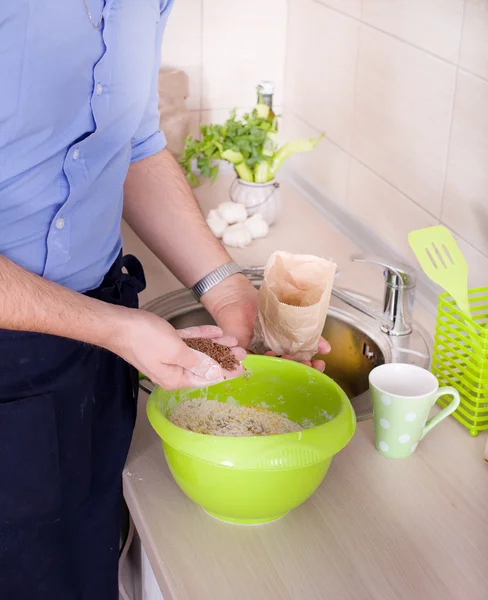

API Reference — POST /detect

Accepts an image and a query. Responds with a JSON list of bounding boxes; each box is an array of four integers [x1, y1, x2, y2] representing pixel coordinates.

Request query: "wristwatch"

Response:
[[190, 261, 243, 301]]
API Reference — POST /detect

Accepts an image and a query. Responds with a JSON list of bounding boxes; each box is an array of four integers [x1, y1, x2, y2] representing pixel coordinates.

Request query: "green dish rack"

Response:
[[432, 287, 488, 436]]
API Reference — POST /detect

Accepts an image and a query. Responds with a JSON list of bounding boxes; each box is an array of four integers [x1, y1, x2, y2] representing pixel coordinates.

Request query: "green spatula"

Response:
[[408, 225, 471, 318]]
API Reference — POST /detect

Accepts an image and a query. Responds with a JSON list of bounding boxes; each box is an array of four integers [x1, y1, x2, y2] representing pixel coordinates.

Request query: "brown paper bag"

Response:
[[250, 251, 337, 361]]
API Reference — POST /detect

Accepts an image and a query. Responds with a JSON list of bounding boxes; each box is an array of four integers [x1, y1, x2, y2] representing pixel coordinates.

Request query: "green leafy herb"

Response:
[[179, 105, 323, 185]]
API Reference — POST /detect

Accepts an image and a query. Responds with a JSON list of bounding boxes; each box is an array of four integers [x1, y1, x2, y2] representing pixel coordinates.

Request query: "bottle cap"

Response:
[[257, 80, 274, 95]]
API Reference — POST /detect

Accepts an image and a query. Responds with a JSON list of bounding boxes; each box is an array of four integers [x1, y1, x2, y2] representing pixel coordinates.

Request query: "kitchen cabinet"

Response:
[[124, 530, 164, 600], [141, 543, 164, 600]]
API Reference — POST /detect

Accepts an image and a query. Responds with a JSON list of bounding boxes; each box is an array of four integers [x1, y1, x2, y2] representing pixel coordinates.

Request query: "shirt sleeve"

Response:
[[130, 0, 175, 163]]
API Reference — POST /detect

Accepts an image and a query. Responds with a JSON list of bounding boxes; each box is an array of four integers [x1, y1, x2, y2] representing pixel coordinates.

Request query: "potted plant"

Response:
[[179, 102, 323, 225]]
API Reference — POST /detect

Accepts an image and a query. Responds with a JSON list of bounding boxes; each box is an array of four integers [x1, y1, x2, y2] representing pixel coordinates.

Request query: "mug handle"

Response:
[[421, 386, 460, 439]]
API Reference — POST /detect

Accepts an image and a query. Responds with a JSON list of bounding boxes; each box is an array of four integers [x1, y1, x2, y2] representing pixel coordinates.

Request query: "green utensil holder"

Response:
[[432, 287, 488, 436]]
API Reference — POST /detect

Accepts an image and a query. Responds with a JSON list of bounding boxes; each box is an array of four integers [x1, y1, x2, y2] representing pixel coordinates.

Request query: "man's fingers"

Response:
[[174, 327, 246, 378], [151, 364, 217, 391], [312, 359, 326, 372], [231, 347, 247, 362], [180, 348, 224, 381], [210, 335, 239, 348], [152, 361, 245, 391], [317, 337, 331, 355], [184, 348, 246, 382], [176, 325, 224, 340]]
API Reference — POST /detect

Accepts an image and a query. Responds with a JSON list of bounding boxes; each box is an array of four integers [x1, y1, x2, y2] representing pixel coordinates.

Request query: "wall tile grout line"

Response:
[[438, 1, 468, 224], [312, 0, 358, 22], [282, 0, 293, 117], [457, 65, 488, 85], [312, 0, 477, 73], [346, 19, 364, 213], [348, 157, 439, 222], [198, 0, 204, 126], [453, 0, 467, 66], [280, 2, 290, 109], [286, 107, 441, 223]]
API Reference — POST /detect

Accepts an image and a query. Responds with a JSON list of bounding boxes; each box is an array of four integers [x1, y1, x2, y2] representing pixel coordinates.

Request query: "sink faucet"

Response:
[[334, 254, 417, 336], [242, 254, 416, 337]]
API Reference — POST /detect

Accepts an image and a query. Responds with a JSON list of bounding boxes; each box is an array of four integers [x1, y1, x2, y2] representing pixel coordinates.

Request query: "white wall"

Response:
[[160, 0, 287, 128], [160, 0, 488, 287], [282, 0, 488, 287]]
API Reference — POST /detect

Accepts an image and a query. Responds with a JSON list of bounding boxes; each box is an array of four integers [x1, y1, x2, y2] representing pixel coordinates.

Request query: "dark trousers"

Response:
[[0, 254, 145, 600]]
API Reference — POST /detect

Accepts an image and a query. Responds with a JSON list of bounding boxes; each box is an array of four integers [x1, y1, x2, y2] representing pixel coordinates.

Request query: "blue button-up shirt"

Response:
[[0, 0, 173, 292]]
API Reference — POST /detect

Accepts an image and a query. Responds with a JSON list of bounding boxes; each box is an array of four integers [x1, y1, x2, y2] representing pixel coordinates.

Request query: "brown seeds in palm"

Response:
[[183, 337, 239, 371]]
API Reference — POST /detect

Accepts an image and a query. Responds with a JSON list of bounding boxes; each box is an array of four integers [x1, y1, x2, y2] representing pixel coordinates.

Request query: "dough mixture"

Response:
[[169, 398, 301, 437]]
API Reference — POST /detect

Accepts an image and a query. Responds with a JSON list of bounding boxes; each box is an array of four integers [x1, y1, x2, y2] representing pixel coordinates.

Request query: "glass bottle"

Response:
[[257, 80, 276, 124]]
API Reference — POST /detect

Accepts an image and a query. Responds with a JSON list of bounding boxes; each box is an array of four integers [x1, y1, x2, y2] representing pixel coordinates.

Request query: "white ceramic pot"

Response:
[[230, 179, 281, 225]]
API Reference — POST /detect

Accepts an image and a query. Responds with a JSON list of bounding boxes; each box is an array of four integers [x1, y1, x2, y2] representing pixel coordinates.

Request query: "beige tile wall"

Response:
[[160, 0, 287, 126], [159, 0, 488, 286], [283, 0, 488, 287]]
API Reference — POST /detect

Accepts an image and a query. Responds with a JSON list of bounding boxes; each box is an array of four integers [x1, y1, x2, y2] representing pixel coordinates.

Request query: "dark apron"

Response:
[[0, 253, 145, 600]]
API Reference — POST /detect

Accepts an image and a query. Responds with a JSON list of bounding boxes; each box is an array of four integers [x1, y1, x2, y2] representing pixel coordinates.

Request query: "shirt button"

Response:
[[55, 217, 65, 230], [96, 83, 103, 96], [73, 148, 80, 160]]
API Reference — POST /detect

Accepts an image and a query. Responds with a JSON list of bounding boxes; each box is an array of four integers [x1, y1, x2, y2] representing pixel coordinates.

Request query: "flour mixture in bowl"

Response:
[[169, 398, 302, 437]]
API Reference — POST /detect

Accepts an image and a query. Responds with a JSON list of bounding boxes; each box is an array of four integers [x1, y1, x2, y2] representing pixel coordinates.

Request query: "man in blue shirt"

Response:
[[0, 2, 329, 598]]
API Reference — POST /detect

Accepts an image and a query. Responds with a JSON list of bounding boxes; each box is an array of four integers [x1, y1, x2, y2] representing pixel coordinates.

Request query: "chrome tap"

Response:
[[242, 254, 416, 336], [334, 254, 416, 336]]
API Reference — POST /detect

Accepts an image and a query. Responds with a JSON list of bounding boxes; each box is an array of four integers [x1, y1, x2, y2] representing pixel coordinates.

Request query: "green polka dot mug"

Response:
[[369, 363, 460, 458]]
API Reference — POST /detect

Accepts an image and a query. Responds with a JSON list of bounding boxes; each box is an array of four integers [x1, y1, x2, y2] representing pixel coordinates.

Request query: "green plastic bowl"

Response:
[[147, 355, 356, 525]]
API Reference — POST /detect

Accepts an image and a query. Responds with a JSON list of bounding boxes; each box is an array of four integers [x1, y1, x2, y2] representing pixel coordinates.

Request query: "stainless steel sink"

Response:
[[141, 275, 431, 421]]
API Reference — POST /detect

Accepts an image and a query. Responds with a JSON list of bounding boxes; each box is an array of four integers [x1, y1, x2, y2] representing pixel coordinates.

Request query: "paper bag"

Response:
[[250, 251, 337, 361]]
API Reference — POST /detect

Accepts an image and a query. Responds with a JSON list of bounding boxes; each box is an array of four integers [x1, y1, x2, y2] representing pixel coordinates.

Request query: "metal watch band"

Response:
[[191, 261, 243, 300]]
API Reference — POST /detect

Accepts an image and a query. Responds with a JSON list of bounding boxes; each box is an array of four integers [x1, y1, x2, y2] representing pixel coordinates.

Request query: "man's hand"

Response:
[[112, 312, 245, 390], [201, 274, 259, 350], [201, 274, 331, 371]]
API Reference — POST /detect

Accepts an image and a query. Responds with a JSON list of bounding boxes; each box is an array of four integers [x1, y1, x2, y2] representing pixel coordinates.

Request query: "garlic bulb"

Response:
[[222, 224, 252, 248], [217, 201, 248, 225], [243, 213, 269, 239], [206, 209, 228, 239]]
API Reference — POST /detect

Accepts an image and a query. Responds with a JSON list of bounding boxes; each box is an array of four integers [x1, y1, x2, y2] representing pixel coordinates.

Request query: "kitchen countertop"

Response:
[[122, 176, 488, 600]]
